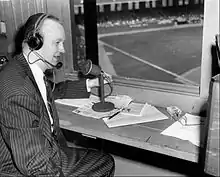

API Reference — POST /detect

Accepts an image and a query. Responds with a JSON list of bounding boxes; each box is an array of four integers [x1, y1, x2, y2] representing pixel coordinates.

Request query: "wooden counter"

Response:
[[56, 103, 201, 163]]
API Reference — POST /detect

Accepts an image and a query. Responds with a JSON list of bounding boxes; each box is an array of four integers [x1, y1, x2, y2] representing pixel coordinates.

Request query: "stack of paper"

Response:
[[56, 95, 170, 128], [103, 103, 168, 128], [161, 113, 204, 147], [120, 102, 149, 117]]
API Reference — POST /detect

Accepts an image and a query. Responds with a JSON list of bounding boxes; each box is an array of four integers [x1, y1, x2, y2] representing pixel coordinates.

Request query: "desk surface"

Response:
[[56, 103, 200, 163]]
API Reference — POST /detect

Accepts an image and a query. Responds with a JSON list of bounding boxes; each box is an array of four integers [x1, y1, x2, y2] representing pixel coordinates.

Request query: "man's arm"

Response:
[[52, 79, 90, 99], [0, 95, 63, 176], [52, 74, 112, 100]]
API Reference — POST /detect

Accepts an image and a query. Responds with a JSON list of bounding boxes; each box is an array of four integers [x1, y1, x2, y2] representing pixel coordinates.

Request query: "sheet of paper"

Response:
[[121, 102, 147, 117], [55, 95, 109, 108], [55, 98, 91, 107], [103, 104, 168, 128], [72, 95, 133, 119], [161, 114, 204, 146], [184, 113, 203, 125]]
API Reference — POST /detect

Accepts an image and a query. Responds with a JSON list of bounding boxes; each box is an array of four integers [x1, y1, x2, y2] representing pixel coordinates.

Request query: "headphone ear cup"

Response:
[[27, 33, 43, 50]]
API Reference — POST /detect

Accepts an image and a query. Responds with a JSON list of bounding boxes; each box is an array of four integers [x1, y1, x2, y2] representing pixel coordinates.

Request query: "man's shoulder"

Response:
[[0, 58, 23, 79], [0, 56, 27, 93]]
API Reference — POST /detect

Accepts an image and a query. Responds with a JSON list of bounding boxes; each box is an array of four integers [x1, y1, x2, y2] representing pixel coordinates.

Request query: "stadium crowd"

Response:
[[97, 11, 203, 30], [75, 6, 204, 34]]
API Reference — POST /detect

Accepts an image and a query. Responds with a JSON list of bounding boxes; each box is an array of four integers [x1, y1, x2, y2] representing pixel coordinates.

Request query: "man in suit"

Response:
[[0, 13, 115, 176]]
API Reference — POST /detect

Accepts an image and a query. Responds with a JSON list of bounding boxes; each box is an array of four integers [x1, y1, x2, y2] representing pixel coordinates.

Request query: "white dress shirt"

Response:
[[28, 61, 54, 129]]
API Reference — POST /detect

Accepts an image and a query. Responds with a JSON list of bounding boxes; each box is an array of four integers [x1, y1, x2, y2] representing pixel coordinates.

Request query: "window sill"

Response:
[[113, 76, 200, 97], [65, 72, 207, 115]]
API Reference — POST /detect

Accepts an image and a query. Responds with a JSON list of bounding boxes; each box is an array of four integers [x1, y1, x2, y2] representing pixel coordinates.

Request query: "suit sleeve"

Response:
[[0, 94, 63, 176], [52, 79, 90, 99]]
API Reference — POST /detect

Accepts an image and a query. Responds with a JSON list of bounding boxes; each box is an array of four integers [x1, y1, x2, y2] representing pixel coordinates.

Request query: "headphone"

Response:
[[27, 13, 49, 51], [25, 13, 63, 69]]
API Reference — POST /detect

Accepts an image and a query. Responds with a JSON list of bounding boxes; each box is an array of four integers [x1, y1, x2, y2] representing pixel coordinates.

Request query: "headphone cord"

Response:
[[51, 70, 56, 92], [26, 50, 56, 92], [90, 74, 113, 98], [103, 73, 113, 97], [26, 50, 45, 65], [26, 50, 33, 64]]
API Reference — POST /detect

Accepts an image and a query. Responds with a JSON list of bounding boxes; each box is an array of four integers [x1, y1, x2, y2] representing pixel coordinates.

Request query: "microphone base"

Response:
[[92, 101, 115, 112]]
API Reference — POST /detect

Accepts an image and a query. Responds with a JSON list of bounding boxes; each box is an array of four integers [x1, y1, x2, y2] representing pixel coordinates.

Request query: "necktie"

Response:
[[43, 77, 60, 143], [43, 76, 54, 129]]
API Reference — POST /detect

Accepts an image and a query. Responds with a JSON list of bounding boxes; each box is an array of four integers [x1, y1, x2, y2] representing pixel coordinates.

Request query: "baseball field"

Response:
[[99, 25, 203, 85]]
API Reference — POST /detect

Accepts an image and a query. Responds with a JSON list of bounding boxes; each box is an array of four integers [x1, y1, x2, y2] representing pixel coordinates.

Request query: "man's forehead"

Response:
[[41, 19, 65, 38]]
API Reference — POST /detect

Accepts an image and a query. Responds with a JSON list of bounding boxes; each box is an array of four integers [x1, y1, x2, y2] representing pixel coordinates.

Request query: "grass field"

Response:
[[99, 25, 203, 85]]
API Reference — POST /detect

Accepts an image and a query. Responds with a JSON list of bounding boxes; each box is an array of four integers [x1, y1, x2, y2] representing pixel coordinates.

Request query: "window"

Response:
[[98, 1, 203, 86], [72, 0, 219, 112]]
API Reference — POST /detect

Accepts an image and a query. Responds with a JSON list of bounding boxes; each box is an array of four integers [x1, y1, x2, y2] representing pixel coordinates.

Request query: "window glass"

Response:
[[75, 0, 204, 86]]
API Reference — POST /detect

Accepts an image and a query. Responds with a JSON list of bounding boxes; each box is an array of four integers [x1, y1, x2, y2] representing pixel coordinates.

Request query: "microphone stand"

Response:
[[92, 73, 115, 112]]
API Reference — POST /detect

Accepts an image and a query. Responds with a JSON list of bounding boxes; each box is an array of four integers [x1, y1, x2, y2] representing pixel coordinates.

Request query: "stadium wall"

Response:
[[74, 0, 204, 15]]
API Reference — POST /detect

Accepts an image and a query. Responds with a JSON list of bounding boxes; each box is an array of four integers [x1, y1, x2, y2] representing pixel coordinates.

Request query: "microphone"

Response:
[[34, 51, 63, 69], [92, 73, 115, 112], [44, 60, 63, 70], [78, 59, 115, 112], [78, 59, 101, 76]]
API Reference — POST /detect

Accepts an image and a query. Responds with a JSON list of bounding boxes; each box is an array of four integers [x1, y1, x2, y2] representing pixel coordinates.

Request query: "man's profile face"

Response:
[[39, 19, 65, 69]]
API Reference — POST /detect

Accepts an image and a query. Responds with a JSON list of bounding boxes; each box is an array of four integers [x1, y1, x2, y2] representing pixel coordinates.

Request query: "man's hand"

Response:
[[87, 72, 112, 90]]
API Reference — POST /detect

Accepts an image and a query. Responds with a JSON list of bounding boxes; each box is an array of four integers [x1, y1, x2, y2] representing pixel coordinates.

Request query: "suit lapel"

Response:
[[16, 54, 55, 126], [16, 54, 59, 129], [16, 54, 42, 98], [15, 54, 63, 148]]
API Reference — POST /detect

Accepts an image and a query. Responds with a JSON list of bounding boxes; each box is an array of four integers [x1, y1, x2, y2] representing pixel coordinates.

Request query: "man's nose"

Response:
[[59, 43, 65, 53]]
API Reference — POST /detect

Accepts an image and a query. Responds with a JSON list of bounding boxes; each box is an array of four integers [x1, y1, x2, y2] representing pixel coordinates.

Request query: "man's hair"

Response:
[[12, 13, 60, 56], [23, 13, 60, 42]]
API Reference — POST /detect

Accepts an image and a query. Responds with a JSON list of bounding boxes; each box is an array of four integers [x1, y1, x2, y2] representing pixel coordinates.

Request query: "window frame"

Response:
[[68, 0, 219, 115]]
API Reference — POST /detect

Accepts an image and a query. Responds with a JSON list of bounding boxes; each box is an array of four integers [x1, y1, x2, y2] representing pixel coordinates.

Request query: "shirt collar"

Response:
[[29, 62, 45, 80], [23, 52, 45, 79]]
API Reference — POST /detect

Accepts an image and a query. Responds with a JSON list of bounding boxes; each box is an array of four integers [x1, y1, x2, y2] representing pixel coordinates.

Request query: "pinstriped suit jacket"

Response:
[[0, 53, 90, 176]]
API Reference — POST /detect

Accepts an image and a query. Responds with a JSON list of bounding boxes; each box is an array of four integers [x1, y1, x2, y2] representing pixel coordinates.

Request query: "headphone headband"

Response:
[[27, 13, 48, 51], [33, 13, 48, 36]]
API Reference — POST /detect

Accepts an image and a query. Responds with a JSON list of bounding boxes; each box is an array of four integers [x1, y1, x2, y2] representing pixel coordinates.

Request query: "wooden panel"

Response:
[[0, 0, 74, 80], [28, 0, 38, 17], [1, 0, 16, 43], [0, 1, 4, 19], [204, 74, 220, 176], [46, 0, 74, 81], [10, 0, 22, 30], [0, 0, 48, 53], [20, 0, 32, 23]]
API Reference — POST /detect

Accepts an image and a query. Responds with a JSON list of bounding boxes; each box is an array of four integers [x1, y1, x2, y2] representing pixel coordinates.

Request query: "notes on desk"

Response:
[[56, 95, 169, 127], [103, 103, 168, 128], [120, 102, 149, 117], [55, 98, 91, 107], [161, 113, 205, 147], [72, 95, 133, 119]]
